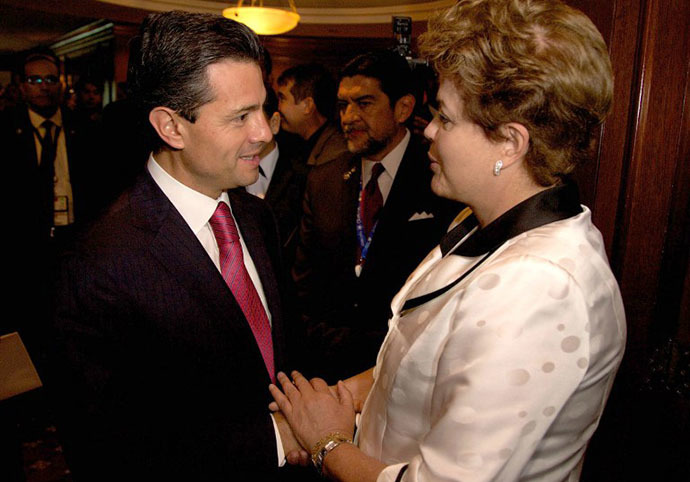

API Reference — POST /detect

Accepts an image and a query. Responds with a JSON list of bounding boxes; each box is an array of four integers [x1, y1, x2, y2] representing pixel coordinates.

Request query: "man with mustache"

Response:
[[292, 50, 460, 383]]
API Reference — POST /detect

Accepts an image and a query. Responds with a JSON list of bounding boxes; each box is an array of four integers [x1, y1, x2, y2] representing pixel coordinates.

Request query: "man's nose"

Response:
[[251, 111, 272, 143], [341, 103, 360, 124]]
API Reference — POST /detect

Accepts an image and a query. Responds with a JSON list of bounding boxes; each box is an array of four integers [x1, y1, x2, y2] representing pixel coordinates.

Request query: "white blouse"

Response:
[[358, 206, 626, 482]]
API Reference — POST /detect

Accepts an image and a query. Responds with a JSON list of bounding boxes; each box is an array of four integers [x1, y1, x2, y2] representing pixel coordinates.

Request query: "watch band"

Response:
[[311, 432, 353, 476]]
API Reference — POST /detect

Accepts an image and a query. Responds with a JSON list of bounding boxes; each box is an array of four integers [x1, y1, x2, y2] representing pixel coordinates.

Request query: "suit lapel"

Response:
[[131, 174, 268, 358], [342, 159, 361, 266], [360, 141, 421, 277]]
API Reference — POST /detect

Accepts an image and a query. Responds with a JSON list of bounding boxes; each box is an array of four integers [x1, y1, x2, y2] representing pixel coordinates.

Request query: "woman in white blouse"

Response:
[[270, 1, 626, 480]]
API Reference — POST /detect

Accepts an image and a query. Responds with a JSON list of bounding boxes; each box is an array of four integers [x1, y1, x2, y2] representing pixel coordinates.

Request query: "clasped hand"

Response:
[[270, 371, 356, 458]]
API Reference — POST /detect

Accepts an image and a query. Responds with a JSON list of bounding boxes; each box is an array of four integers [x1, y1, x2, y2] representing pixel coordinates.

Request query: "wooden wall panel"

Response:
[[580, 0, 690, 479], [592, 0, 644, 259], [261, 36, 393, 83], [615, 0, 690, 364]]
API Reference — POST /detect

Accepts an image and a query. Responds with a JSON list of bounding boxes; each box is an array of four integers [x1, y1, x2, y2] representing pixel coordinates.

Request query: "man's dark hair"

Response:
[[277, 63, 337, 119], [21, 46, 60, 76], [74, 76, 101, 93], [128, 10, 264, 124], [340, 50, 413, 106]]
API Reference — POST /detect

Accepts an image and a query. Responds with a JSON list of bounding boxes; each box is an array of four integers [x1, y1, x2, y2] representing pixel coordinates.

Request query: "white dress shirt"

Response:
[[361, 129, 410, 204], [147, 156, 286, 464], [29, 108, 74, 225], [246, 144, 279, 199]]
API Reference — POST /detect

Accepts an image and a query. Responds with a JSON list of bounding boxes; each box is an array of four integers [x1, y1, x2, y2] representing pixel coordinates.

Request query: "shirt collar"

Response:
[[440, 182, 583, 257], [259, 144, 280, 182], [362, 128, 410, 180], [147, 154, 229, 235], [28, 107, 62, 129]]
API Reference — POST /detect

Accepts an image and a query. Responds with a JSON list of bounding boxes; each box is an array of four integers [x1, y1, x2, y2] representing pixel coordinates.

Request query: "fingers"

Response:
[[337, 380, 354, 411], [290, 370, 312, 393], [276, 371, 302, 399], [268, 373, 294, 415], [310, 377, 330, 393], [268, 401, 279, 412], [268, 381, 292, 416], [286, 449, 310, 466]]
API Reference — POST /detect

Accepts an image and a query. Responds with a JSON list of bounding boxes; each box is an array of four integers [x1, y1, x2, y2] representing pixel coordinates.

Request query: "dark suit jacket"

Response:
[[49, 172, 293, 481], [306, 122, 350, 167], [264, 145, 309, 261], [1, 105, 93, 357], [1, 104, 96, 239], [292, 136, 462, 382]]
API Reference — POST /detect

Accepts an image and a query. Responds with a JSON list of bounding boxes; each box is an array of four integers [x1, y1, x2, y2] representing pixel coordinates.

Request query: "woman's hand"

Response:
[[269, 370, 356, 451]]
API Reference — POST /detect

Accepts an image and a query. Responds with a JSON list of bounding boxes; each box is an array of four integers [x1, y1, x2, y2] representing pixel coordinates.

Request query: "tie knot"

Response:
[[371, 162, 385, 181], [209, 202, 239, 244], [41, 120, 53, 129]]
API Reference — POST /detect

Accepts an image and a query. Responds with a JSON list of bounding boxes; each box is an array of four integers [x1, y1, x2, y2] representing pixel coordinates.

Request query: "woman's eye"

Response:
[[430, 106, 450, 125]]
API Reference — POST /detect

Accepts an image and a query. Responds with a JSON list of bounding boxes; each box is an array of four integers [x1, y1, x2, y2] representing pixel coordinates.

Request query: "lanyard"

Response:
[[355, 177, 379, 277]]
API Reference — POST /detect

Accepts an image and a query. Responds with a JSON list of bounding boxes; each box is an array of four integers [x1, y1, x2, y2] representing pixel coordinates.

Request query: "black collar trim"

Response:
[[446, 182, 582, 258], [402, 183, 582, 313]]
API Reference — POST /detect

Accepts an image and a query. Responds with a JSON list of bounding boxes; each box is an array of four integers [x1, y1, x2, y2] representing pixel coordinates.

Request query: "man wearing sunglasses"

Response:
[[1, 47, 96, 361], [1, 46, 93, 482], [3, 47, 95, 246]]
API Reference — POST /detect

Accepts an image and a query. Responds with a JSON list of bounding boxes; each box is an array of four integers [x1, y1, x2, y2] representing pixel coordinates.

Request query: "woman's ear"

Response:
[[149, 107, 185, 150], [499, 122, 530, 169]]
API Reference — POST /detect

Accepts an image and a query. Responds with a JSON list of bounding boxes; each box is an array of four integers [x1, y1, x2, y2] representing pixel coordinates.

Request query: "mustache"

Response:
[[342, 125, 365, 134]]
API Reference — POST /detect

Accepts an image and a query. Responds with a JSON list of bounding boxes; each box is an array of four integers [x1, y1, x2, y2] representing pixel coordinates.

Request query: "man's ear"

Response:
[[394, 94, 416, 124], [499, 122, 530, 169], [301, 96, 316, 116], [149, 107, 185, 150], [269, 111, 281, 135]]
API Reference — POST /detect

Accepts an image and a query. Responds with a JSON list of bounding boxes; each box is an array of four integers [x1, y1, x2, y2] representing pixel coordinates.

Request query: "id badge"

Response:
[[54, 195, 69, 226]]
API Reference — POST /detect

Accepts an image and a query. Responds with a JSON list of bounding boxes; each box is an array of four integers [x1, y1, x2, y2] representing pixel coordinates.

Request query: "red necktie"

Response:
[[209, 202, 275, 382], [362, 162, 385, 235]]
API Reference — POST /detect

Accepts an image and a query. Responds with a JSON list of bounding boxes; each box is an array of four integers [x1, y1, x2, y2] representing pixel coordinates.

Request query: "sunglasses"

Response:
[[24, 75, 59, 86]]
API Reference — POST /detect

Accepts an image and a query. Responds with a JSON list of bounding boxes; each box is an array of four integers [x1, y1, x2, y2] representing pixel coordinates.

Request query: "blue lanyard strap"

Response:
[[356, 177, 379, 270]]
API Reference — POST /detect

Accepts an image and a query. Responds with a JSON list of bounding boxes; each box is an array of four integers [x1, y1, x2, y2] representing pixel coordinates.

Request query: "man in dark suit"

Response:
[[2, 48, 95, 247], [293, 51, 461, 383], [247, 84, 308, 266], [1, 47, 100, 363], [49, 12, 304, 481], [1, 47, 93, 482], [276, 63, 350, 167]]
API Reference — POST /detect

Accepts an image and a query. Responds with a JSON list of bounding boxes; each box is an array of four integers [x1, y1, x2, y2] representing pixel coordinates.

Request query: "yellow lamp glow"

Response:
[[223, 1, 300, 36]]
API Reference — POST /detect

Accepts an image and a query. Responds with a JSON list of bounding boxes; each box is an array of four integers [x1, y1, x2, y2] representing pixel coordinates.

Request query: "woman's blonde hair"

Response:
[[419, 0, 613, 186]]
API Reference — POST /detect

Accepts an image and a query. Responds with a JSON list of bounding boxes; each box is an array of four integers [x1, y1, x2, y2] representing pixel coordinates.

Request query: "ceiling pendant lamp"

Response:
[[223, 0, 300, 36]]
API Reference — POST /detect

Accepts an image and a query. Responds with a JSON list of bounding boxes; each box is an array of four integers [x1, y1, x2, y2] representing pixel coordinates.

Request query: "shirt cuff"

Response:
[[270, 412, 286, 467]]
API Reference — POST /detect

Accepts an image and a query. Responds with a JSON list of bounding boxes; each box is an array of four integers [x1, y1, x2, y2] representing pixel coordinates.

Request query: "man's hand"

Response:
[[274, 410, 310, 466], [270, 371, 356, 450]]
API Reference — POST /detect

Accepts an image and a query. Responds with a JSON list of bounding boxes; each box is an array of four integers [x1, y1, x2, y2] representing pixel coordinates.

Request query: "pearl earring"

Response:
[[493, 160, 503, 176]]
